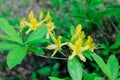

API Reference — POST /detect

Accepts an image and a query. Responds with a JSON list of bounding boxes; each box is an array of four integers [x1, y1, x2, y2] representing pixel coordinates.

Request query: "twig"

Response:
[[65, 0, 76, 25], [109, 19, 120, 34], [96, 26, 112, 38], [82, 69, 88, 74], [58, 50, 67, 57], [33, 52, 89, 74], [33, 52, 68, 60], [102, 19, 112, 35], [33, 52, 88, 74]]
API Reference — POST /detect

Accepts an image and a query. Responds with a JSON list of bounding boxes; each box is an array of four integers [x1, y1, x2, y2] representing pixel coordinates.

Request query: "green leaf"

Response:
[[51, 70, 59, 77], [49, 77, 65, 80], [7, 47, 27, 69], [62, 77, 71, 80], [68, 57, 82, 80], [107, 55, 119, 80], [91, 54, 112, 79], [84, 50, 93, 61], [51, 63, 60, 77], [37, 66, 51, 75], [94, 77, 104, 80], [88, 0, 103, 8], [70, 25, 75, 36], [28, 46, 44, 55], [109, 41, 120, 50], [31, 72, 37, 80], [27, 38, 48, 45], [106, 4, 120, 8], [52, 63, 60, 70], [0, 18, 23, 44], [26, 26, 47, 44], [0, 34, 11, 41], [83, 73, 97, 80], [115, 34, 120, 41], [117, 78, 120, 80], [0, 42, 21, 50], [98, 9, 114, 17]]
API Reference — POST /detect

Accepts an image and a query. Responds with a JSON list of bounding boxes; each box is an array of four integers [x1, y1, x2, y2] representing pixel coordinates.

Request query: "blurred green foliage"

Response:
[[0, 0, 120, 80]]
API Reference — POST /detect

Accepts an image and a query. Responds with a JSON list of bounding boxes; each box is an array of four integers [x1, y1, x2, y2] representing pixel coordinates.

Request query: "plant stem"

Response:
[[96, 26, 112, 38], [109, 19, 120, 34], [33, 52, 68, 60], [82, 69, 88, 74]]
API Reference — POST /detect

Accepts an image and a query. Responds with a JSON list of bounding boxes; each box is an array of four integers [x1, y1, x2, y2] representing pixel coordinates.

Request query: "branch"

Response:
[[109, 19, 120, 34], [96, 26, 112, 38], [82, 69, 88, 74], [33, 52, 68, 60]]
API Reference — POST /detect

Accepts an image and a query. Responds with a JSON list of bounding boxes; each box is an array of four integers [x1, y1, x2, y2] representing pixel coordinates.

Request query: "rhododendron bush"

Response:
[[0, 0, 120, 80]]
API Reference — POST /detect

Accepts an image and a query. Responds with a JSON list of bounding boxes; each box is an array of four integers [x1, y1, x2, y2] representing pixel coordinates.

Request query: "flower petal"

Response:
[[80, 31, 86, 39], [51, 49, 58, 57], [46, 33, 50, 39], [78, 54, 86, 62], [69, 51, 77, 60], [28, 10, 34, 20], [76, 24, 82, 34], [39, 10, 43, 20], [26, 28, 31, 35], [75, 38, 82, 50], [45, 11, 51, 21], [81, 46, 89, 52], [20, 18, 26, 31], [61, 43, 67, 46], [55, 36, 62, 50], [68, 43, 75, 50], [46, 44, 57, 50], [30, 18, 37, 30], [49, 32, 57, 43]]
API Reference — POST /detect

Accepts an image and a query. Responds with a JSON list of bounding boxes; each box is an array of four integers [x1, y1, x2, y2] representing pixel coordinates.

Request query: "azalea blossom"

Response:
[[68, 38, 89, 62], [20, 10, 52, 34], [46, 32, 67, 57], [68, 24, 95, 62], [45, 20, 55, 39], [84, 36, 95, 52], [20, 18, 26, 31]]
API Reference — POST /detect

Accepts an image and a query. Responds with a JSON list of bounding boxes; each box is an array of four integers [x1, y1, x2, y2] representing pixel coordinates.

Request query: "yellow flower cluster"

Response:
[[46, 24, 95, 62], [20, 10, 95, 62], [20, 10, 55, 37], [68, 24, 95, 62]]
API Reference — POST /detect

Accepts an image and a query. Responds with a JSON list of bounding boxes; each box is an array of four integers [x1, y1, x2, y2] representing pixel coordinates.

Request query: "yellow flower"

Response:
[[39, 10, 43, 20], [20, 18, 26, 31], [19, 10, 39, 34], [45, 11, 52, 21], [71, 24, 85, 43], [25, 17, 38, 34], [84, 36, 95, 52], [43, 11, 55, 39], [25, 10, 44, 34], [20, 10, 48, 34], [28, 10, 34, 20], [69, 24, 95, 62], [68, 38, 89, 62], [20, 10, 54, 35], [45, 21, 55, 39], [46, 32, 67, 57]]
